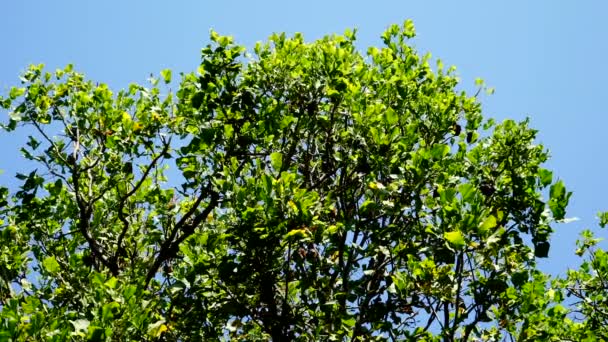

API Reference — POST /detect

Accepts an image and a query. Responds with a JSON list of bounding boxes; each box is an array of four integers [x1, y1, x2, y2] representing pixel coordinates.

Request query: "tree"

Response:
[[0, 21, 580, 341]]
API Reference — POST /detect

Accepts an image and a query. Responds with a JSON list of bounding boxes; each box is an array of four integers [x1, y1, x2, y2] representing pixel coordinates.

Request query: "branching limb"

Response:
[[114, 138, 171, 269]]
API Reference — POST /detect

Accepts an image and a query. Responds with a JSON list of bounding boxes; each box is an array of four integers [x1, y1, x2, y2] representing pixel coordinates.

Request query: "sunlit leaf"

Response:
[[444, 230, 465, 250]]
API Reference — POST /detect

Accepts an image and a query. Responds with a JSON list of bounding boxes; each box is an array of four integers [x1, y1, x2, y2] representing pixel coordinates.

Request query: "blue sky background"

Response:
[[1, 1, 606, 275]]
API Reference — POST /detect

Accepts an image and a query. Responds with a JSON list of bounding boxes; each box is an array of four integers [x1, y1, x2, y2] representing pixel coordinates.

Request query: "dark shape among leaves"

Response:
[[0, 20, 605, 341]]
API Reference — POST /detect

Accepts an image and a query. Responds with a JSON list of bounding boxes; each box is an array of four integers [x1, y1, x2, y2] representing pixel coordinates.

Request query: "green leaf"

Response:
[[598, 211, 608, 228], [9, 87, 25, 99], [444, 230, 465, 250], [284, 228, 309, 240], [549, 179, 565, 199], [148, 320, 168, 338], [270, 152, 283, 171], [102, 302, 120, 321], [104, 277, 118, 289], [359, 200, 377, 214], [549, 180, 571, 220], [325, 224, 340, 235], [402, 19, 416, 38], [390, 272, 407, 292], [538, 168, 553, 187], [87, 326, 105, 340], [224, 124, 234, 139], [385, 107, 398, 125], [478, 215, 497, 234], [42, 256, 60, 274], [430, 144, 450, 159], [160, 69, 172, 84], [458, 183, 476, 203], [341, 317, 356, 327]]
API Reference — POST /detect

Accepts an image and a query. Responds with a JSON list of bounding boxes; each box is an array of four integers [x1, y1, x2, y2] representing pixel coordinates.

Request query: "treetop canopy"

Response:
[[2, 20, 601, 341]]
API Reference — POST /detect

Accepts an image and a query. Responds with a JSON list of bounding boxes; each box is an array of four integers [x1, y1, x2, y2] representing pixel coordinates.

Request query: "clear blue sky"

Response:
[[1, 1, 606, 274]]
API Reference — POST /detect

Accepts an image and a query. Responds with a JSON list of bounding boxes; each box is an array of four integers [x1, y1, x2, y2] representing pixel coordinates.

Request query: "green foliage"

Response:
[[0, 20, 603, 341], [598, 211, 608, 228]]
